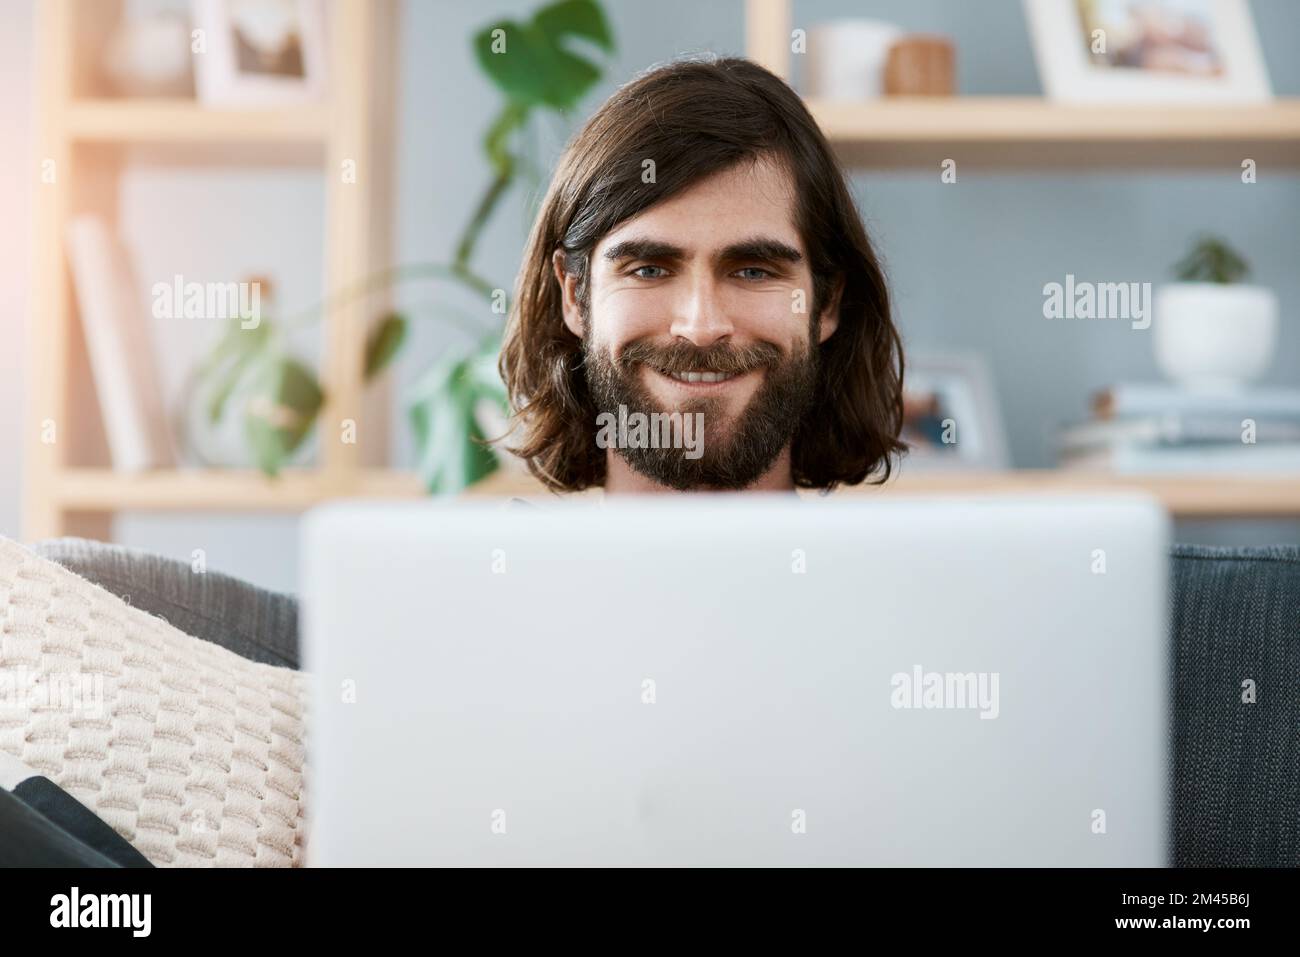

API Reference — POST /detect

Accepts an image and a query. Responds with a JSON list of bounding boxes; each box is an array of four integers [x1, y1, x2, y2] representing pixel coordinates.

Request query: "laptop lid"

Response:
[[301, 495, 1169, 866]]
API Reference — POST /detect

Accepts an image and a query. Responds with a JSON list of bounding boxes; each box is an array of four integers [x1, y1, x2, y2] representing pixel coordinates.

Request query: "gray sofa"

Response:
[[1168, 544, 1300, 867], [33, 537, 1300, 867]]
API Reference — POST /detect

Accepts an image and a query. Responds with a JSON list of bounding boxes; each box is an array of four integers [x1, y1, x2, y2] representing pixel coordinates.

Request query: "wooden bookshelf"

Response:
[[24, 0, 397, 541], [746, 0, 1300, 169]]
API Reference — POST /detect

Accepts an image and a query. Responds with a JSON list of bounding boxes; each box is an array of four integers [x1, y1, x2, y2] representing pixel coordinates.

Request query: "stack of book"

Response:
[[1058, 383, 1300, 474]]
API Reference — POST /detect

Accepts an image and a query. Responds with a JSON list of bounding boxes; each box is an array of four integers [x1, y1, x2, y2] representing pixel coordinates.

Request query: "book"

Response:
[[1093, 383, 1300, 421], [1060, 442, 1300, 475], [1059, 414, 1300, 453], [65, 217, 175, 471]]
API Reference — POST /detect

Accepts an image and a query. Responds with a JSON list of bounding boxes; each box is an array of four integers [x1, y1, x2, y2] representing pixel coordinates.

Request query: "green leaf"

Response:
[[408, 336, 508, 494], [244, 358, 325, 477], [364, 312, 407, 381], [534, 0, 614, 52], [198, 320, 274, 424], [1173, 235, 1250, 284], [472, 0, 613, 110]]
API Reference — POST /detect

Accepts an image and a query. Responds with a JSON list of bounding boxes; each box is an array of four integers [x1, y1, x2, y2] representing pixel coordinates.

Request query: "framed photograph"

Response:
[[901, 354, 1010, 472], [1023, 0, 1271, 102], [192, 0, 327, 107]]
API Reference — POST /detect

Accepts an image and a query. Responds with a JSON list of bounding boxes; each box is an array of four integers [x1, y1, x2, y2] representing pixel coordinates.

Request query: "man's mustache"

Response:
[[615, 339, 783, 376]]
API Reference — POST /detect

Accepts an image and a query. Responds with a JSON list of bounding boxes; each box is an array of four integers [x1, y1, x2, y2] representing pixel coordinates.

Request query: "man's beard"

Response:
[[583, 319, 819, 490]]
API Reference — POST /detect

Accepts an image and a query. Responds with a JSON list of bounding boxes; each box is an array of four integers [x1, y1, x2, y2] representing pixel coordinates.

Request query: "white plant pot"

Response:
[[805, 20, 901, 100], [1153, 283, 1278, 391]]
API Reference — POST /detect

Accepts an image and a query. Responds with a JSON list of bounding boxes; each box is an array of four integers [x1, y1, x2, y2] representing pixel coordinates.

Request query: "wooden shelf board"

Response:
[[54, 469, 423, 511], [833, 470, 1300, 518], [49, 468, 1300, 518], [470, 466, 1300, 517], [809, 97, 1300, 168], [66, 99, 331, 146]]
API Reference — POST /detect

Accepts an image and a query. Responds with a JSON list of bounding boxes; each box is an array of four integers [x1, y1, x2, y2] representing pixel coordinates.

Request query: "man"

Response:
[[499, 55, 906, 494]]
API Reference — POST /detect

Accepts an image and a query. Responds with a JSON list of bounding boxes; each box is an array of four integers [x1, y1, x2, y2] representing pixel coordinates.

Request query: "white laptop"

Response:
[[300, 495, 1169, 866]]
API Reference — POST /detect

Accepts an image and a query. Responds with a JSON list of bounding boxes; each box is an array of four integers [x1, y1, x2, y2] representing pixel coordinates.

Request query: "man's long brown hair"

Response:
[[499, 55, 905, 491]]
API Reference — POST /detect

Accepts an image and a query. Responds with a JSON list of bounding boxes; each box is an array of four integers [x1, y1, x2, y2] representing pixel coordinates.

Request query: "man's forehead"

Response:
[[593, 158, 803, 260]]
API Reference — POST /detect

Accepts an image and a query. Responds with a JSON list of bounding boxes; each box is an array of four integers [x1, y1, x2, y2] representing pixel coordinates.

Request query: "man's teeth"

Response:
[[668, 370, 738, 384]]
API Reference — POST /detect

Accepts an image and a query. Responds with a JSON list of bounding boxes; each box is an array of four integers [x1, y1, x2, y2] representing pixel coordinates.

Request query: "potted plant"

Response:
[[1153, 235, 1278, 391], [183, 0, 615, 491]]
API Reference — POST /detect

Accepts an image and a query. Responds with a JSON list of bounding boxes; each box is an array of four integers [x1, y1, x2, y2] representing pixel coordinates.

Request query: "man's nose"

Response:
[[668, 277, 734, 347]]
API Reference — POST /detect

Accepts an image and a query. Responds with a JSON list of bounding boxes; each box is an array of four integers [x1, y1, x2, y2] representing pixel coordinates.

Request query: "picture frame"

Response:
[[1022, 0, 1271, 103], [192, 0, 327, 108], [901, 354, 1010, 472]]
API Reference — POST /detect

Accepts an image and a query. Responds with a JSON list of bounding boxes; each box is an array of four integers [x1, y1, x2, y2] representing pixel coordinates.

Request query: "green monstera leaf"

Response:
[[244, 358, 325, 477], [408, 336, 509, 494], [199, 319, 274, 425], [473, 0, 613, 111], [364, 311, 407, 381]]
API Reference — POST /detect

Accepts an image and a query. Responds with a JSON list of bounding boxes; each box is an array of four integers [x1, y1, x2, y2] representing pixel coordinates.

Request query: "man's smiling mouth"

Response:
[[645, 366, 757, 392], [664, 369, 740, 384]]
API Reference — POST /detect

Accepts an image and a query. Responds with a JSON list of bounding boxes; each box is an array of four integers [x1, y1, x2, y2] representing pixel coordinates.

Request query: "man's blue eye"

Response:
[[738, 267, 771, 281], [633, 265, 666, 279]]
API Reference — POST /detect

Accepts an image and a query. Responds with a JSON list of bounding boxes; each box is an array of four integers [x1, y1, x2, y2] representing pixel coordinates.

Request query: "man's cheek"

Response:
[[596, 288, 672, 342]]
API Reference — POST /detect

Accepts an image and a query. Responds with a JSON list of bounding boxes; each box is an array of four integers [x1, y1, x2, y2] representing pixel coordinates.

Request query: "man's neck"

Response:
[[603, 448, 796, 495]]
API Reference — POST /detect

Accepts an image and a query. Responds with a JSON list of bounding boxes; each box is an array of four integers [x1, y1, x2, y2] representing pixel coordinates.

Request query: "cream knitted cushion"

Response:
[[0, 537, 307, 866]]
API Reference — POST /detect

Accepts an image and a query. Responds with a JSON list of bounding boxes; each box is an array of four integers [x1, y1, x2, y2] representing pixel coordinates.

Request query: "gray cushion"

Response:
[[31, 538, 298, 670], [1169, 543, 1300, 867]]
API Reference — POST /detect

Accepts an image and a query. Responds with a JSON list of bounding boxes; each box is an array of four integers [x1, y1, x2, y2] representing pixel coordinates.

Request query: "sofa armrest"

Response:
[[30, 538, 299, 670], [1170, 543, 1300, 867]]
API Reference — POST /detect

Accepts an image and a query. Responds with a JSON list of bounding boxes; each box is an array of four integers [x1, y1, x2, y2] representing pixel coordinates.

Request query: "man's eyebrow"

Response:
[[600, 236, 804, 267], [602, 239, 685, 262], [715, 237, 803, 265]]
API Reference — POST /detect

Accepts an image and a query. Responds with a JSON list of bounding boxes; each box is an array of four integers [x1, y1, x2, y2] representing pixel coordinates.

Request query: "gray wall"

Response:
[[0, 0, 1296, 591]]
